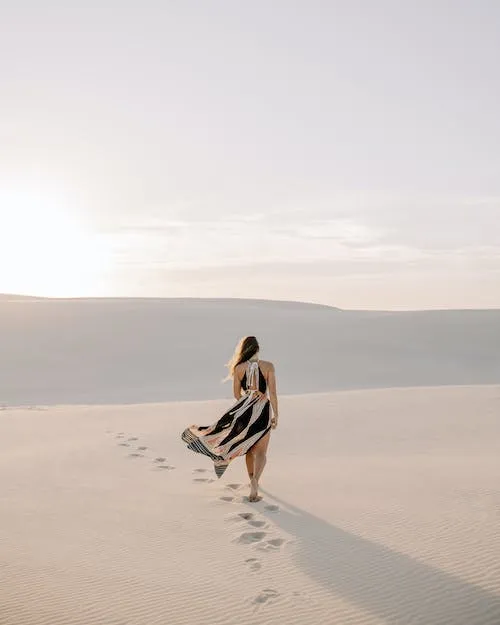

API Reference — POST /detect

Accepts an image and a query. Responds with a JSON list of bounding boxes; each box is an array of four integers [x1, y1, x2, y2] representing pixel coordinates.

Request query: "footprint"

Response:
[[245, 558, 262, 572], [118, 442, 130, 447], [235, 531, 266, 545], [238, 513, 254, 520], [267, 538, 285, 547], [128, 453, 144, 458], [156, 465, 175, 470], [137, 446, 147, 451], [128, 437, 138, 441], [154, 457, 167, 463], [248, 520, 266, 528], [265, 505, 279, 512], [193, 478, 215, 483], [193, 468, 208, 473], [253, 588, 279, 607], [115, 434, 125, 439], [227, 483, 243, 491], [220, 496, 234, 502], [258, 538, 286, 552]]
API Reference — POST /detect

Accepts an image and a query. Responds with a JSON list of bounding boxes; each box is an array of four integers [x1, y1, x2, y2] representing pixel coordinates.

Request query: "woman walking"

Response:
[[181, 336, 278, 502]]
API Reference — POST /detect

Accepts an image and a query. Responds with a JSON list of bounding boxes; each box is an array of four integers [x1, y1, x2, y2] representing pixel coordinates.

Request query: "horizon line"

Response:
[[1, 293, 499, 314]]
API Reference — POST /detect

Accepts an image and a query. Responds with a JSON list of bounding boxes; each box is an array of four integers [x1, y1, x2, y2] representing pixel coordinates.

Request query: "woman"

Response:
[[181, 336, 278, 502]]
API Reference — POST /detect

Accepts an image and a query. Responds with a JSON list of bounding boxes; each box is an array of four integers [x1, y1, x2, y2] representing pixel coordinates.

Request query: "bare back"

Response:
[[235, 359, 274, 390]]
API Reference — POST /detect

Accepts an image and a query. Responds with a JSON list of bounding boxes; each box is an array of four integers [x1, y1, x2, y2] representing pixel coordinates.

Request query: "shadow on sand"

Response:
[[254, 491, 500, 625]]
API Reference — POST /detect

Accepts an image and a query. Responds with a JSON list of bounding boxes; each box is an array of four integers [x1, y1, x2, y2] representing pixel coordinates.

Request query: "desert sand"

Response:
[[1, 297, 499, 624]]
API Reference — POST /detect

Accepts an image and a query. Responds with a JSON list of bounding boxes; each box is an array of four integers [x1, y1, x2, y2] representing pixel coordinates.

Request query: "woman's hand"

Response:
[[271, 416, 278, 429]]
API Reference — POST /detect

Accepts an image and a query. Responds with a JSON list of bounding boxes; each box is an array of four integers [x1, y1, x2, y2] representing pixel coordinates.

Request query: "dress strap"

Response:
[[246, 360, 259, 392]]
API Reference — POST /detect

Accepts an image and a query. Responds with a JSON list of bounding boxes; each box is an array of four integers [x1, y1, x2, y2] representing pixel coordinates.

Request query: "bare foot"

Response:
[[249, 477, 259, 502]]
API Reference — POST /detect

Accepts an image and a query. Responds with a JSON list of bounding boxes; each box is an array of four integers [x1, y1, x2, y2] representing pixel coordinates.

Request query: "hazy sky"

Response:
[[1, 1, 499, 308]]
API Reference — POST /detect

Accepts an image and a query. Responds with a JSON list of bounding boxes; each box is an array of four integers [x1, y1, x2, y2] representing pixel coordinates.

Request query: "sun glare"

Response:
[[0, 191, 110, 297]]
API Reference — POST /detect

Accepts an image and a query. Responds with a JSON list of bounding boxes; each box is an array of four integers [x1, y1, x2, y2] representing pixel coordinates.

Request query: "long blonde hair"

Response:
[[225, 336, 260, 380]]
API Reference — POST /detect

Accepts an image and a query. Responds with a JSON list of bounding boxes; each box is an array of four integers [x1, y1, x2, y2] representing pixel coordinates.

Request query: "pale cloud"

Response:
[[103, 191, 500, 274], [281, 219, 383, 246], [106, 218, 426, 271]]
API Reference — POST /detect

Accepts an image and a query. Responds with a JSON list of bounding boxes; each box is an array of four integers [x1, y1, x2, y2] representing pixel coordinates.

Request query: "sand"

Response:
[[1, 384, 500, 625]]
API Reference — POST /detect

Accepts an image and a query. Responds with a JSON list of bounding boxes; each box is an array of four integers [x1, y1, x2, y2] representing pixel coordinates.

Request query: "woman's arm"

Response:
[[233, 368, 242, 400], [267, 363, 279, 428]]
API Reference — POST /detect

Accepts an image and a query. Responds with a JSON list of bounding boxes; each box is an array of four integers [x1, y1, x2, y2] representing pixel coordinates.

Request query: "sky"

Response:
[[1, 0, 499, 309]]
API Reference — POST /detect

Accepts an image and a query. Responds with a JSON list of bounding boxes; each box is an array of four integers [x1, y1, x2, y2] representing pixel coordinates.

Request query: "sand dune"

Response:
[[1, 296, 499, 624], [1, 296, 499, 406], [1, 385, 499, 624]]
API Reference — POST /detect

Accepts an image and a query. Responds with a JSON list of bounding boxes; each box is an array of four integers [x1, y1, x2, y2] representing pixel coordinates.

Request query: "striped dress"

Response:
[[181, 360, 271, 478]]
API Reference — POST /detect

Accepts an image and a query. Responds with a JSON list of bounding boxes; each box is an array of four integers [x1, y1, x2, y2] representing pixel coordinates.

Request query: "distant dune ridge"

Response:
[[1, 295, 499, 405]]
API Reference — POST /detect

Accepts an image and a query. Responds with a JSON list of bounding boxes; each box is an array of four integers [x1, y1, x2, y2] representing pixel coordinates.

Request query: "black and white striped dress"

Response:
[[181, 361, 271, 478]]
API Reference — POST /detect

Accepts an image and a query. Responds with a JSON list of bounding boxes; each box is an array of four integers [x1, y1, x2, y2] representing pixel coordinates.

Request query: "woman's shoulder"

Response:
[[259, 360, 275, 371], [234, 362, 247, 377], [235, 359, 275, 373]]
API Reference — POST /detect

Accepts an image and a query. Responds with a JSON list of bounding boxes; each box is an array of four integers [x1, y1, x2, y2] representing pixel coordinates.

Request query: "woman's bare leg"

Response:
[[249, 432, 270, 501], [245, 451, 254, 480]]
